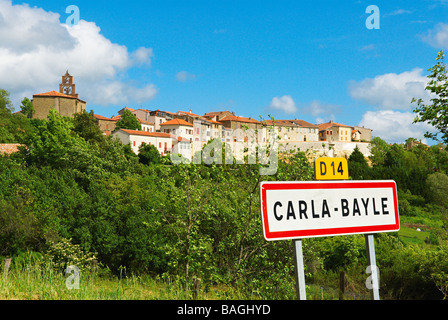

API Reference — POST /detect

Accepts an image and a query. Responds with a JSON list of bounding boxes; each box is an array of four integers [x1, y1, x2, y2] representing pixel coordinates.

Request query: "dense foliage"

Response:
[[1, 89, 448, 299]]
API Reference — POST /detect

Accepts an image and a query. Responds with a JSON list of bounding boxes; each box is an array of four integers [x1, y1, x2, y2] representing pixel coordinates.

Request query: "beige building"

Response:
[[318, 121, 353, 142], [138, 118, 155, 133], [219, 115, 265, 143], [160, 118, 194, 142], [32, 71, 86, 119], [113, 129, 173, 156], [173, 110, 224, 149], [264, 119, 319, 143], [353, 126, 373, 142], [203, 111, 234, 122], [94, 114, 117, 135], [149, 110, 175, 131]]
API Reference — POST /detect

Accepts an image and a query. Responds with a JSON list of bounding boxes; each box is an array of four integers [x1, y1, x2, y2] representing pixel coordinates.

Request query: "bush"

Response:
[[44, 238, 98, 273]]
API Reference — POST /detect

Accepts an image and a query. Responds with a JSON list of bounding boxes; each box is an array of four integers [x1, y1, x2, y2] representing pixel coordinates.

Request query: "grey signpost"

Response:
[[293, 239, 307, 300], [365, 234, 380, 300]]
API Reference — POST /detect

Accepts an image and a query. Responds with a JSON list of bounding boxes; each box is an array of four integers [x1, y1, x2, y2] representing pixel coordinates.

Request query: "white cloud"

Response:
[[348, 68, 431, 110], [268, 95, 298, 114], [83, 81, 157, 106], [301, 100, 341, 122], [421, 23, 448, 49], [384, 9, 412, 17], [0, 0, 157, 108], [359, 110, 436, 143], [359, 44, 375, 51], [132, 47, 153, 66], [176, 71, 196, 82]]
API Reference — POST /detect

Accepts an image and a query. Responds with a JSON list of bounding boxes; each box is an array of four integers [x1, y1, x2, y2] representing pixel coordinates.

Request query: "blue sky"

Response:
[[2, 0, 448, 143]]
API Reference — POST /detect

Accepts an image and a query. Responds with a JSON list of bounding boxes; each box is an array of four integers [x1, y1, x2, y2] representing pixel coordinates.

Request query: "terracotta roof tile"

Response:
[[219, 115, 261, 124], [160, 119, 193, 127], [318, 121, 352, 131], [33, 91, 85, 102], [94, 114, 115, 121], [119, 129, 172, 138], [0, 144, 22, 154]]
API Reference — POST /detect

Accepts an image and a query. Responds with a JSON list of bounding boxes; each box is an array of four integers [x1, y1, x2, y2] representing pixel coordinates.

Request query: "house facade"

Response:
[[112, 129, 173, 155], [94, 114, 117, 135], [160, 119, 194, 142], [264, 119, 319, 143], [318, 121, 353, 143]]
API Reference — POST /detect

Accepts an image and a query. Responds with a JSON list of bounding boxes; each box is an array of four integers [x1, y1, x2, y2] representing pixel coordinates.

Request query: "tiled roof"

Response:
[[177, 110, 201, 117], [219, 115, 261, 124], [160, 119, 193, 127], [137, 117, 155, 125], [119, 129, 172, 138], [0, 144, 22, 154], [178, 136, 190, 142], [33, 91, 85, 102], [94, 114, 115, 121], [203, 111, 231, 118], [318, 121, 352, 131]]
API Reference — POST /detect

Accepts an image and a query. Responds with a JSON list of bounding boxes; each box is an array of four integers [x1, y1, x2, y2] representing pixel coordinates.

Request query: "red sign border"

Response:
[[260, 180, 400, 241]]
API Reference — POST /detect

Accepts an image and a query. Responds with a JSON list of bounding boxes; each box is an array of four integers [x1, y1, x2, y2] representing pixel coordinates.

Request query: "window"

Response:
[[133, 141, 136, 147], [164, 142, 167, 150], [159, 142, 161, 148]]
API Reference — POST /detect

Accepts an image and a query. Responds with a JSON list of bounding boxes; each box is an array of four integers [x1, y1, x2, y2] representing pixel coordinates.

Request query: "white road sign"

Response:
[[260, 180, 400, 241]]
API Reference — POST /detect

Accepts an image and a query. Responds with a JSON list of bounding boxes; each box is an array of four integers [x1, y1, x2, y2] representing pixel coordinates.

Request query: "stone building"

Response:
[[32, 71, 86, 119]]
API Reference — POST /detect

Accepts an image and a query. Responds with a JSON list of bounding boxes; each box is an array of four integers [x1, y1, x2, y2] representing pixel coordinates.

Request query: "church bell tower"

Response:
[[59, 70, 78, 98]]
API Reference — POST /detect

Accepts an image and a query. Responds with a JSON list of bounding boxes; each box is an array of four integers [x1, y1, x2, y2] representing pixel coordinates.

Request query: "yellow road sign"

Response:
[[315, 157, 349, 180]]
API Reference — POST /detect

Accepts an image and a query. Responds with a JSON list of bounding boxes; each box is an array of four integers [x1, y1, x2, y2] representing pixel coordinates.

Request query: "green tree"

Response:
[[348, 146, 370, 180], [0, 88, 13, 112], [348, 146, 367, 165], [115, 109, 141, 131], [369, 137, 390, 166], [384, 143, 405, 168], [413, 50, 448, 144], [72, 110, 105, 145], [138, 143, 161, 165], [20, 97, 35, 119], [0, 89, 15, 142], [21, 110, 80, 168], [426, 172, 448, 208]]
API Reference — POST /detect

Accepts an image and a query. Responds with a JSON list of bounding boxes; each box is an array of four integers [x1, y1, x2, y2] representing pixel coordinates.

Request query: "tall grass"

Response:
[[0, 253, 157, 300], [0, 253, 246, 300]]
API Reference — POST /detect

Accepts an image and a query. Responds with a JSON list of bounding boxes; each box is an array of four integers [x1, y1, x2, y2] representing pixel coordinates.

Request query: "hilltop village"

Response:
[[29, 72, 372, 160]]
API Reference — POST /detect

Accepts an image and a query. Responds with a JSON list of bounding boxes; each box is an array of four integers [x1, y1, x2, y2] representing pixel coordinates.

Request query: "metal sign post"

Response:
[[293, 239, 307, 300], [365, 234, 380, 300]]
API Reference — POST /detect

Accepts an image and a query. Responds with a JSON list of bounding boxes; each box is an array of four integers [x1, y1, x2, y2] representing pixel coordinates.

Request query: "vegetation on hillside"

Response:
[[1, 47, 448, 299]]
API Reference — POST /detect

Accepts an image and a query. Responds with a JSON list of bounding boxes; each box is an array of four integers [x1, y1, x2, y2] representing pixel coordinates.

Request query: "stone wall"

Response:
[[277, 141, 371, 158]]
